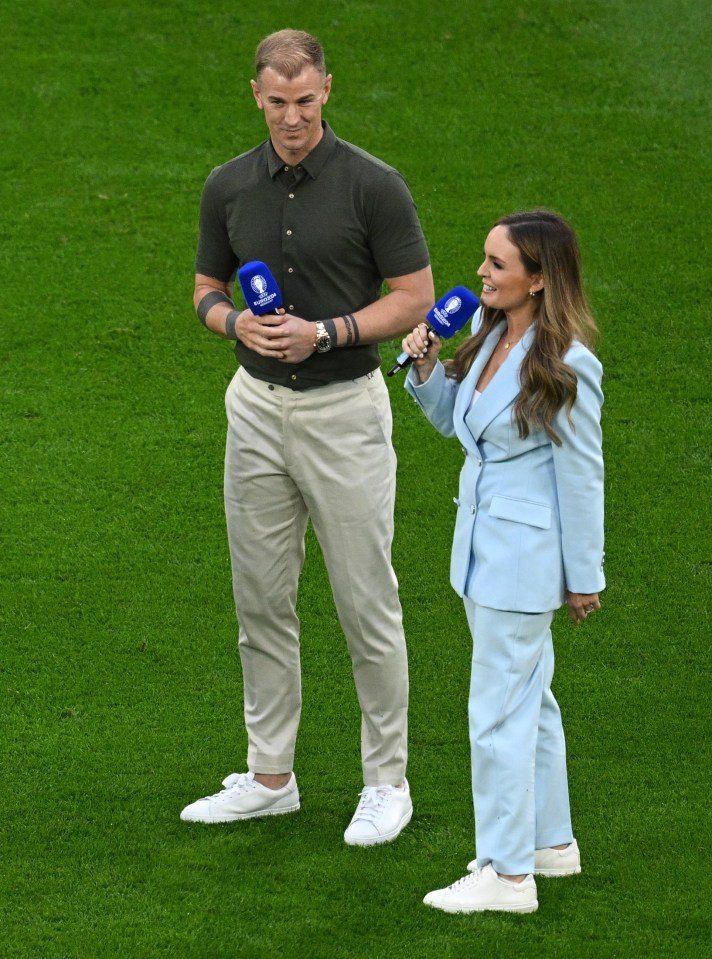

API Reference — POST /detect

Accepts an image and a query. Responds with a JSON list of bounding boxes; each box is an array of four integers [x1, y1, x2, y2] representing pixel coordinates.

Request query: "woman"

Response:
[[402, 210, 604, 914]]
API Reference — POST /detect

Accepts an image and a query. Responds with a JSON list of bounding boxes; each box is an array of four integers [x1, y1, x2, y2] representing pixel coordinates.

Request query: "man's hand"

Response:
[[237, 311, 317, 363]]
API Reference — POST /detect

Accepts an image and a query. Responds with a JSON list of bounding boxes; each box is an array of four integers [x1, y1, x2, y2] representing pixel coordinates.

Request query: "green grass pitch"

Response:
[[1, 0, 710, 956]]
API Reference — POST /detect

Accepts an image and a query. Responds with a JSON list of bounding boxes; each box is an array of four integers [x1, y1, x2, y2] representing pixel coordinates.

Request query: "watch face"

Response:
[[315, 323, 331, 353]]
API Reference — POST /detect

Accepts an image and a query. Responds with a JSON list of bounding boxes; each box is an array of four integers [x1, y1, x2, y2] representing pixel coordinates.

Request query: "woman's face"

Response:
[[477, 225, 542, 313]]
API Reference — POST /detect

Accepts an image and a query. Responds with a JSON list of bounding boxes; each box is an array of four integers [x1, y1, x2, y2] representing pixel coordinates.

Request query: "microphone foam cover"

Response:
[[427, 286, 480, 338], [237, 261, 283, 315]]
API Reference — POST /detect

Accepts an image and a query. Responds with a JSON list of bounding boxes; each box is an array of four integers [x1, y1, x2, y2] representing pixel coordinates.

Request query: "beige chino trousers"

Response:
[[224, 366, 408, 785]]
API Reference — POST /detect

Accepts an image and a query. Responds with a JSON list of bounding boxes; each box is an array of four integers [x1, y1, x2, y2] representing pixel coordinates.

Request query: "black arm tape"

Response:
[[322, 317, 337, 347], [342, 314, 353, 346], [197, 290, 232, 326], [224, 310, 240, 340], [342, 313, 359, 346]]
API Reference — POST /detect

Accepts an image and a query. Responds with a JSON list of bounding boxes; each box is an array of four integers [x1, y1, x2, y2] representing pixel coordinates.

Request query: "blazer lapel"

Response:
[[463, 323, 536, 442], [453, 322, 502, 447]]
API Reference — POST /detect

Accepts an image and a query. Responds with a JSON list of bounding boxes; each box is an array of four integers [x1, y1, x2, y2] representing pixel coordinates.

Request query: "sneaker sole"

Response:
[[424, 898, 538, 914], [180, 801, 300, 823], [467, 861, 581, 878], [344, 807, 413, 847]]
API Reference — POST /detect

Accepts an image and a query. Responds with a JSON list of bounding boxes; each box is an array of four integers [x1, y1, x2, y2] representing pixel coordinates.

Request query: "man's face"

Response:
[[251, 66, 332, 165]]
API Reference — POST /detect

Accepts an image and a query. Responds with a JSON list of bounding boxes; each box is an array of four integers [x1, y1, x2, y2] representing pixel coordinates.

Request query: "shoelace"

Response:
[[352, 785, 394, 823], [446, 871, 482, 891], [204, 772, 256, 799]]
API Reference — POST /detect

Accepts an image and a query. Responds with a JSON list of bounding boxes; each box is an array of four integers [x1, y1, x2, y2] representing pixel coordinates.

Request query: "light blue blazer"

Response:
[[405, 315, 605, 613]]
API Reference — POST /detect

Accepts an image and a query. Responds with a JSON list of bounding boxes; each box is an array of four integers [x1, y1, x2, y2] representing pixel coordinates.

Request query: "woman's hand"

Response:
[[566, 592, 601, 624], [401, 323, 441, 383]]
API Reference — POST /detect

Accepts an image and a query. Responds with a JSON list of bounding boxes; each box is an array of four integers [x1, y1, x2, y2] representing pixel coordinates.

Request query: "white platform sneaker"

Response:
[[344, 780, 412, 846], [533, 839, 581, 876], [467, 838, 581, 878], [424, 863, 538, 914], [180, 772, 300, 823]]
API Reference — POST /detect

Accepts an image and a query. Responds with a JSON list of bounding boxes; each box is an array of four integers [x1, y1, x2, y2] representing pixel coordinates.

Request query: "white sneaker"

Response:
[[467, 839, 581, 877], [180, 772, 300, 823], [424, 863, 538, 914], [533, 839, 581, 876], [343, 780, 412, 846]]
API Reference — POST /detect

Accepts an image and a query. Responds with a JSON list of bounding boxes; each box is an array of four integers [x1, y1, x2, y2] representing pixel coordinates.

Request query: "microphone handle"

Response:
[[386, 325, 432, 377]]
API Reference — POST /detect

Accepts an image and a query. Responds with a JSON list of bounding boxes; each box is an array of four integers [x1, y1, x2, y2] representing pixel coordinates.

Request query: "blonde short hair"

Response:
[[255, 29, 325, 80]]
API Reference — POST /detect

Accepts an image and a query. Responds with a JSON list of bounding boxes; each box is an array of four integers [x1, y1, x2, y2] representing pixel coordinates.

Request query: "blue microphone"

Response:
[[237, 260, 283, 315], [387, 286, 480, 376]]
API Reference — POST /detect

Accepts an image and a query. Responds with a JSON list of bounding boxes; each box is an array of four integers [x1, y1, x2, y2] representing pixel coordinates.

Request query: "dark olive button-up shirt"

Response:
[[195, 122, 430, 388]]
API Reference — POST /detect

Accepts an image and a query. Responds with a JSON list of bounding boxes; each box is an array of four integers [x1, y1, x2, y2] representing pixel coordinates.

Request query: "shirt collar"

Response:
[[266, 121, 336, 180]]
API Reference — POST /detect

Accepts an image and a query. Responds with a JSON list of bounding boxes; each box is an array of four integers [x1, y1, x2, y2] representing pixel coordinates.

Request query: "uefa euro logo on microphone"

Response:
[[238, 261, 283, 315], [432, 295, 463, 329], [251, 275, 267, 295], [249, 273, 279, 310]]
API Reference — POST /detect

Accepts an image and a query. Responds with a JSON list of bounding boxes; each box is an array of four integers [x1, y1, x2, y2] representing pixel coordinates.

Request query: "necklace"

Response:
[[503, 329, 525, 350]]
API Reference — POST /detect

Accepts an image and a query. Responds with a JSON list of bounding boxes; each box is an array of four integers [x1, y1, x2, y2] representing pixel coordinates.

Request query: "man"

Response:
[[180, 29, 434, 846]]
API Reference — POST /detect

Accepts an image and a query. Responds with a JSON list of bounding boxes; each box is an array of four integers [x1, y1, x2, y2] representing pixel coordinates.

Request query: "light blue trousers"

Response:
[[464, 599, 574, 876]]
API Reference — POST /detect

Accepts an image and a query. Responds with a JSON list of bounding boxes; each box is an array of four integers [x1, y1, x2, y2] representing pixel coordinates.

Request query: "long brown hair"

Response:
[[445, 210, 598, 446]]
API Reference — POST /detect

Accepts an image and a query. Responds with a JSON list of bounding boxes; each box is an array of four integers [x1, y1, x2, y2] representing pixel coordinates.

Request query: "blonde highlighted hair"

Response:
[[445, 210, 598, 445], [255, 29, 326, 81]]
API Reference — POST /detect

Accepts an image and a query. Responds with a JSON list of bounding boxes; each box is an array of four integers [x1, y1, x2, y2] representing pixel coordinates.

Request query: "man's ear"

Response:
[[251, 79, 263, 110], [321, 73, 333, 105]]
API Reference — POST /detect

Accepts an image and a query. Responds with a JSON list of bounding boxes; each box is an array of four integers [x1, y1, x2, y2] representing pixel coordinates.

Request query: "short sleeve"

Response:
[[366, 171, 430, 279], [194, 168, 239, 281]]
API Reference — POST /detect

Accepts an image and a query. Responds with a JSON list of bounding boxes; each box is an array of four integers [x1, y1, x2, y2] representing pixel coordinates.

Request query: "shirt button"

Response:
[[288, 267, 294, 273], [291, 374, 297, 381], [268, 384, 275, 391], [289, 193, 295, 199], [284, 166, 290, 172], [288, 304, 294, 311], [286, 229, 292, 236]]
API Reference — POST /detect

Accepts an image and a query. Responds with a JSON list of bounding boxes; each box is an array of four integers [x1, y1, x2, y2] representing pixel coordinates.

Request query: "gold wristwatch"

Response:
[[314, 321, 332, 353]]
